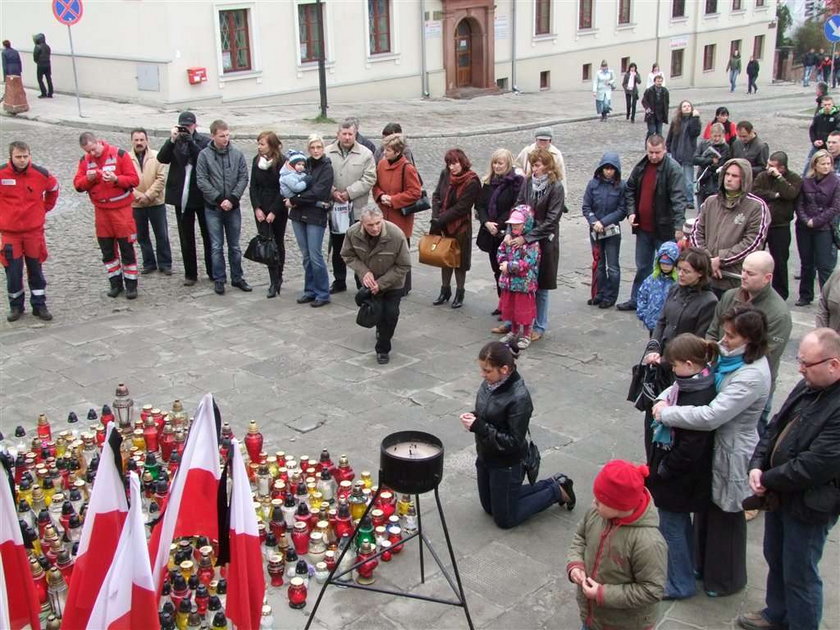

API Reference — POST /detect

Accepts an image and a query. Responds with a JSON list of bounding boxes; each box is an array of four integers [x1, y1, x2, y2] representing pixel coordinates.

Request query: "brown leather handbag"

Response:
[[418, 234, 461, 268]]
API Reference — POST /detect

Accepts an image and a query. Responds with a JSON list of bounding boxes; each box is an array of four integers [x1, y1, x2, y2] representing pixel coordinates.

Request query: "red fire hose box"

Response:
[[187, 67, 207, 84]]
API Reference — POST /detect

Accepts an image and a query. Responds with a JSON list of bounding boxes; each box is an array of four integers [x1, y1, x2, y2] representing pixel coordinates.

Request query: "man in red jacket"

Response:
[[0, 141, 59, 321], [73, 132, 141, 298]]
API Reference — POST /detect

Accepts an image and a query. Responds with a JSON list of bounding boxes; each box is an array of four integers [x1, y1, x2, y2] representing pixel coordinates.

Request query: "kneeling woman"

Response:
[[460, 341, 575, 529]]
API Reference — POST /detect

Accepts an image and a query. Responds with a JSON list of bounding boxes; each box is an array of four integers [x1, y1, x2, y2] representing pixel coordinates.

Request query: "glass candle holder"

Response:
[[287, 577, 307, 609]]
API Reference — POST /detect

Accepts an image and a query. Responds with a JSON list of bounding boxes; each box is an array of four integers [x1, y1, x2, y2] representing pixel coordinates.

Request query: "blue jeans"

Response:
[[762, 507, 838, 630], [729, 69, 740, 92], [681, 163, 695, 207], [291, 219, 330, 301], [475, 458, 560, 529], [595, 235, 621, 303], [596, 98, 611, 115], [204, 206, 243, 284], [630, 230, 665, 304], [658, 509, 697, 599], [646, 119, 664, 138], [133, 204, 172, 271], [803, 65, 814, 86], [795, 222, 837, 302], [534, 289, 550, 333]]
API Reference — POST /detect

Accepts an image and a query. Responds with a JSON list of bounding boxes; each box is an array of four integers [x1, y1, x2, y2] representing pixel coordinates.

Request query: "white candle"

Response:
[[388, 442, 441, 459]]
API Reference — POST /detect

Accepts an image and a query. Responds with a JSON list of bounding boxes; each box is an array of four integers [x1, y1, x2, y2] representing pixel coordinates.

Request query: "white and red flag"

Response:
[[221, 437, 265, 630], [86, 472, 159, 630], [0, 460, 42, 630], [148, 392, 221, 593], [63, 424, 129, 630]]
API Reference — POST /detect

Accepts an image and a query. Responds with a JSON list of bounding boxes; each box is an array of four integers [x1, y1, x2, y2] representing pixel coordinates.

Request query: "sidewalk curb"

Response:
[[4, 88, 812, 140]]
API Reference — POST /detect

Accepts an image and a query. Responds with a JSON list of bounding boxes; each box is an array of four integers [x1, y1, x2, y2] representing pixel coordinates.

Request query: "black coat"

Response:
[[647, 284, 718, 356], [157, 131, 212, 209], [288, 155, 334, 227], [809, 108, 840, 145], [32, 34, 50, 69], [666, 115, 701, 166], [249, 154, 285, 217], [750, 380, 840, 525], [516, 178, 565, 290], [646, 379, 717, 512], [475, 172, 523, 253], [693, 139, 731, 201], [641, 85, 669, 124], [470, 370, 532, 468], [625, 154, 687, 242], [431, 169, 480, 271]]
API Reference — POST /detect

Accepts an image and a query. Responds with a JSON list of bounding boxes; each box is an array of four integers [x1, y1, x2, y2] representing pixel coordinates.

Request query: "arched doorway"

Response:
[[455, 20, 473, 87]]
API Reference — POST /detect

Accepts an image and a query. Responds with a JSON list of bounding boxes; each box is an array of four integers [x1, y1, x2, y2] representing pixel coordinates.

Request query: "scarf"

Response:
[[715, 345, 746, 391], [651, 366, 715, 448], [487, 171, 521, 220], [442, 170, 478, 233], [257, 156, 274, 170]]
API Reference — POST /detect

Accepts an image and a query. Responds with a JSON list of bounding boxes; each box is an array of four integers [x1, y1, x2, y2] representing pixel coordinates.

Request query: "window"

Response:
[[671, 49, 684, 77], [496, 77, 509, 90], [535, 0, 551, 35], [705, 0, 717, 14], [620, 56, 630, 72], [730, 39, 741, 57], [753, 34, 764, 59], [368, 0, 391, 54], [579, 0, 593, 29], [755, 0, 765, 6], [219, 9, 252, 73], [582, 63, 592, 81], [618, 0, 631, 24], [703, 44, 716, 70], [299, 3, 324, 63], [672, 0, 685, 18], [732, 0, 742, 10], [540, 70, 550, 89]]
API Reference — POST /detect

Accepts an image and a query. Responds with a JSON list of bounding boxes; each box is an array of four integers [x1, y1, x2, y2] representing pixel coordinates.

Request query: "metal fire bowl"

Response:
[[380, 431, 444, 495]]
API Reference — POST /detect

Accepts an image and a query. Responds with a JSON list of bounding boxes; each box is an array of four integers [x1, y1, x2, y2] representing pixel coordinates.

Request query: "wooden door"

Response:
[[456, 20, 472, 87]]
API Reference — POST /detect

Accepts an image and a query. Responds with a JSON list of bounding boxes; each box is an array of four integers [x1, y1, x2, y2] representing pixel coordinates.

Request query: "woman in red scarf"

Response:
[[430, 148, 481, 308]]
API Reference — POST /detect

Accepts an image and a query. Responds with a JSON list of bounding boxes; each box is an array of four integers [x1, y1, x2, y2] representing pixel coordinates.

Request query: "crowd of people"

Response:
[[1, 70, 840, 630]]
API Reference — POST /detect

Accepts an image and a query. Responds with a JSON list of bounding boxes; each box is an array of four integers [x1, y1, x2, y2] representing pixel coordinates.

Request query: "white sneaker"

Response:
[[516, 336, 532, 350], [499, 331, 516, 344]]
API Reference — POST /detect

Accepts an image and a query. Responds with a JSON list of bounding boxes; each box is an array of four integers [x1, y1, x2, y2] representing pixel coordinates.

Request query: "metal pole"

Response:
[[316, 0, 327, 119], [66, 24, 83, 117], [654, 0, 661, 76], [832, 42, 837, 90], [420, 0, 429, 97], [511, 0, 518, 93]]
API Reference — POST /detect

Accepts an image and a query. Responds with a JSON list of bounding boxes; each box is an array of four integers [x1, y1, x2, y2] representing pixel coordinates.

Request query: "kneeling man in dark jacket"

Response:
[[341, 206, 410, 365], [738, 328, 840, 630]]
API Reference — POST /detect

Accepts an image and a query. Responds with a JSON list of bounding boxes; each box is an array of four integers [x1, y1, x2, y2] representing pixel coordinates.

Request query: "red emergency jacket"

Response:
[[73, 142, 139, 209], [0, 161, 59, 233]]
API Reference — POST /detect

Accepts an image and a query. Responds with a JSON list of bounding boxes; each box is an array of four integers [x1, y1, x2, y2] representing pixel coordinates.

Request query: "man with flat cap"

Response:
[[157, 111, 212, 286], [516, 127, 567, 184]]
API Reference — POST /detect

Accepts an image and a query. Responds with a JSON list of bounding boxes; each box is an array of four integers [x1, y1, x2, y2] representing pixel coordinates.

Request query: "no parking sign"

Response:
[[52, 0, 83, 26]]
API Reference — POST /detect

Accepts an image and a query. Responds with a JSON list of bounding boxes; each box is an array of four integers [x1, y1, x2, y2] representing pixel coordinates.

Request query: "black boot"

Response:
[[451, 288, 465, 309], [432, 286, 451, 305], [267, 267, 280, 298], [125, 279, 138, 300], [107, 275, 124, 298]]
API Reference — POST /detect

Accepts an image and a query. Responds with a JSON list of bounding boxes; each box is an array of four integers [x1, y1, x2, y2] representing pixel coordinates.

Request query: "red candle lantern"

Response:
[[287, 577, 307, 609], [244, 421, 263, 463]]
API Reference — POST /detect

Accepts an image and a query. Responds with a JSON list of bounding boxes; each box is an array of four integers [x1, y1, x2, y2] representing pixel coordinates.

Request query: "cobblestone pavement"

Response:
[[0, 86, 837, 629]]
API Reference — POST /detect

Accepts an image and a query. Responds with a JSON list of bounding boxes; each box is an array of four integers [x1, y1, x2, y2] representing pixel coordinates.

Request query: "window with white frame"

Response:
[[219, 8, 252, 73], [368, 0, 391, 54], [298, 2, 325, 63], [618, 0, 631, 24], [579, 0, 593, 29], [535, 0, 551, 35]]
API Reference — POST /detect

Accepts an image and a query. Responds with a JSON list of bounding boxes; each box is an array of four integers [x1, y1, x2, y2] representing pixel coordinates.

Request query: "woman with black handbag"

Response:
[[459, 341, 575, 529], [249, 131, 286, 298], [475, 148, 523, 324], [372, 133, 422, 294], [430, 148, 481, 308]]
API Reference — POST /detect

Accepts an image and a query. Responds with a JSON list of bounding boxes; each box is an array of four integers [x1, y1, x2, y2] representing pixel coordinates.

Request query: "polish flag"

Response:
[[149, 392, 221, 593], [86, 472, 159, 630], [222, 438, 265, 630], [0, 462, 41, 630], [62, 424, 128, 630]]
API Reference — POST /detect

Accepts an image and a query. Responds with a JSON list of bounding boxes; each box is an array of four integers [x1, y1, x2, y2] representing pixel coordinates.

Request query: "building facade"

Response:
[[0, 0, 777, 105]]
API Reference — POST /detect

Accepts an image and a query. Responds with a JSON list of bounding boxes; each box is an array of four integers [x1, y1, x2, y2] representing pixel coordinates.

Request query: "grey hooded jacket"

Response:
[[196, 142, 248, 209]]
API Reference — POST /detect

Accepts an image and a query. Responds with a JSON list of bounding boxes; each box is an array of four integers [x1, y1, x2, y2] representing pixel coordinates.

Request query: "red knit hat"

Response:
[[593, 460, 649, 511]]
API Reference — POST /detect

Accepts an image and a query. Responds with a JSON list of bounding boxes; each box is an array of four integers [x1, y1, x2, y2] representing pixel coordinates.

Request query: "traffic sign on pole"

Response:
[[825, 14, 840, 43], [52, 0, 83, 26]]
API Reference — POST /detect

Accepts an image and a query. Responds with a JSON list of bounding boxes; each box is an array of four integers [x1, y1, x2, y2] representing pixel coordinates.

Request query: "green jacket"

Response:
[[706, 283, 792, 385], [566, 492, 667, 630], [340, 219, 410, 292]]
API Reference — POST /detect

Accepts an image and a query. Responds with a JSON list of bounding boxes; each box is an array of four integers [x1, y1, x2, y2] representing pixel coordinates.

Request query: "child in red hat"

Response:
[[567, 460, 667, 630]]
